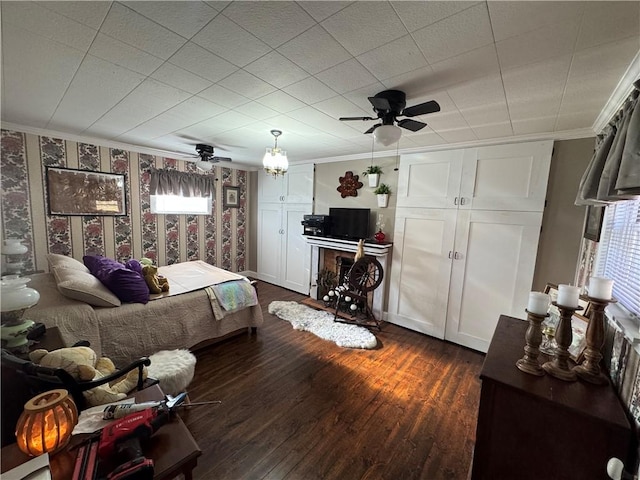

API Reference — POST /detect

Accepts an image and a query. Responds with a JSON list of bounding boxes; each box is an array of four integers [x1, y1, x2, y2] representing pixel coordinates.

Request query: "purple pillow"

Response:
[[125, 259, 142, 274], [83, 255, 149, 304]]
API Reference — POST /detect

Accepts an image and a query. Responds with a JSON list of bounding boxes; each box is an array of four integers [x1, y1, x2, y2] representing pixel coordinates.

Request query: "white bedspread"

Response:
[[151, 260, 245, 298]]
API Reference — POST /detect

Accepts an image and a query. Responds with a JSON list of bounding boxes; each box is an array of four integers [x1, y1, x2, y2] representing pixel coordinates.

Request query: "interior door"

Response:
[[445, 210, 543, 352], [387, 207, 457, 338], [397, 150, 464, 209], [280, 204, 312, 294], [284, 164, 314, 204], [256, 204, 282, 284], [258, 169, 284, 203]]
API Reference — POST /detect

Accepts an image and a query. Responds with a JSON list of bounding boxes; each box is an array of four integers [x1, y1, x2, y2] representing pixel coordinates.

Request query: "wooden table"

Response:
[[1, 384, 202, 480], [470, 315, 632, 480]]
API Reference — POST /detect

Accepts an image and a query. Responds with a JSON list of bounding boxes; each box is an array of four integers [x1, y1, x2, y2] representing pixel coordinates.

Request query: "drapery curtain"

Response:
[[150, 169, 215, 198], [576, 79, 640, 205]]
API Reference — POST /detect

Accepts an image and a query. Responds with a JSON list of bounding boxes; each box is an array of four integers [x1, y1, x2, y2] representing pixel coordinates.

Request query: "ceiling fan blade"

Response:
[[339, 116, 377, 121], [397, 118, 427, 132], [368, 96, 391, 111], [402, 100, 441, 117], [364, 124, 381, 134], [212, 156, 232, 162]]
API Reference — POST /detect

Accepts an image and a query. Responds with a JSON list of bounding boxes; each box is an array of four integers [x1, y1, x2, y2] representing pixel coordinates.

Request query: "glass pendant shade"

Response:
[[263, 130, 289, 177], [373, 125, 402, 146], [16, 389, 78, 456]]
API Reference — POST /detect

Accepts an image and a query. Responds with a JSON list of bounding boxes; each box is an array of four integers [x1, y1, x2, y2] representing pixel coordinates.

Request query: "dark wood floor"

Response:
[[182, 281, 485, 480]]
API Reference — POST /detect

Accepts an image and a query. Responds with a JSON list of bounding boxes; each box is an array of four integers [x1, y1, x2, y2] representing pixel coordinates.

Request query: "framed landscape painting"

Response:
[[46, 167, 127, 216]]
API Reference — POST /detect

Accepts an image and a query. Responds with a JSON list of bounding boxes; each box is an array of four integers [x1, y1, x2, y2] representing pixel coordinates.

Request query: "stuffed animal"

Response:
[[139, 257, 154, 267], [29, 346, 147, 407], [142, 265, 170, 294]]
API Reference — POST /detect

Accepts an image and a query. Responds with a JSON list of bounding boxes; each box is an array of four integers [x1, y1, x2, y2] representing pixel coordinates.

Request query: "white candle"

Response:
[[557, 284, 580, 308], [588, 277, 614, 300], [528, 292, 550, 315]]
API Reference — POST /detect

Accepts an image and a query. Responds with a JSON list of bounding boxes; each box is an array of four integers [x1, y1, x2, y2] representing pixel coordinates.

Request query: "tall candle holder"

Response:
[[574, 297, 615, 385], [542, 302, 582, 381], [516, 310, 548, 376]]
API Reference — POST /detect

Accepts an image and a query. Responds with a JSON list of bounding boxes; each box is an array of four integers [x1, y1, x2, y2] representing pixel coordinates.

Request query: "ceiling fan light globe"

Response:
[[373, 125, 402, 146], [196, 160, 213, 171]]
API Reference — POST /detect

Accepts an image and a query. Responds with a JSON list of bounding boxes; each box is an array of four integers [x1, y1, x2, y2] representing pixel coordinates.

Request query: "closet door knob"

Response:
[[460, 197, 466, 205], [454, 251, 460, 260], [448, 251, 453, 259], [454, 197, 458, 205]]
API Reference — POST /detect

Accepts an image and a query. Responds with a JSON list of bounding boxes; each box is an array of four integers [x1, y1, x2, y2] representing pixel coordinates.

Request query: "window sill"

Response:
[[606, 302, 640, 352]]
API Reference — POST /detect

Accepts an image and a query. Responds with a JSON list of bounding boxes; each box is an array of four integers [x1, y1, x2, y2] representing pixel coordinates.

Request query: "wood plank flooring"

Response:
[[181, 281, 485, 480]]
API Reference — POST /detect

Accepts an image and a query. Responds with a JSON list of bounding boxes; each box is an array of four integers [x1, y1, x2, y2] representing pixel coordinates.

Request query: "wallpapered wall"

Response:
[[0, 129, 248, 273]]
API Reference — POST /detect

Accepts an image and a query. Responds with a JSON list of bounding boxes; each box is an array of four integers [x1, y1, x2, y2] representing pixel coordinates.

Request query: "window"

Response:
[[596, 197, 640, 316], [150, 194, 212, 215]]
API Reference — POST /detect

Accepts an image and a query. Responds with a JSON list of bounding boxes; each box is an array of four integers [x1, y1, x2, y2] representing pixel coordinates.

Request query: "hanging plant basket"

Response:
[[368, 173, 380, 188], [377, 194, 389, 208]]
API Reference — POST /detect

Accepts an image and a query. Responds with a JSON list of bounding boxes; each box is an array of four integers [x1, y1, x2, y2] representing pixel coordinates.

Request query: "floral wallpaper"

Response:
[[0, 129, 249, 273]]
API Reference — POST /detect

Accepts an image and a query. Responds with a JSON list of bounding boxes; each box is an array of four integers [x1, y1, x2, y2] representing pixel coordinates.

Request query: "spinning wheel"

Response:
[[335, 256, 384, 330]]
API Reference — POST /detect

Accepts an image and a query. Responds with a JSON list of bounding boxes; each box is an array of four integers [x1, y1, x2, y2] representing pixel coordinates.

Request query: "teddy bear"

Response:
[[29, 346, 147, 407], [142, 265, 170, 294]]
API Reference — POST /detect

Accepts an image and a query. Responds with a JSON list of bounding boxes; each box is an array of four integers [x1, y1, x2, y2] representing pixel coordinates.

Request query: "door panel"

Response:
[[256, 205, 282, 284], [446, 210, 543, 352], [387, 208, 457, 338], [281, 204, 312, 294], [258, 170, 284, 203], [285, 164, 314, 204]]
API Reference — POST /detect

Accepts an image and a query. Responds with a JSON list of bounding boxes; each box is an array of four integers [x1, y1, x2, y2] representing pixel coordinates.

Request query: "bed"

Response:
[[24, 257, 263, 365]]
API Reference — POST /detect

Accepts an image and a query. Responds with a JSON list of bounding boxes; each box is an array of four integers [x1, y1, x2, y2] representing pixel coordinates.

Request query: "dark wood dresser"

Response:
[[471, 315, 632, 480]]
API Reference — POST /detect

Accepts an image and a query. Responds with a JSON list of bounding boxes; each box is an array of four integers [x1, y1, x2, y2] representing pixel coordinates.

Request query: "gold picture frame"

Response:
[[223, 186, 240, 209], [46, 166, 127, 216]]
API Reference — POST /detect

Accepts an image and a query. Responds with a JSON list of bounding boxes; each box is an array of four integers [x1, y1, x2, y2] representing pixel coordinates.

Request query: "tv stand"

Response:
[[303, 235, 392, 319]]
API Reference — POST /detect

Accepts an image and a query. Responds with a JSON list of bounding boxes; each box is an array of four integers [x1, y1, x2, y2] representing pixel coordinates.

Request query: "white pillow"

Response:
[[47, 253, 90, 273], [52, 267, 121, 307]]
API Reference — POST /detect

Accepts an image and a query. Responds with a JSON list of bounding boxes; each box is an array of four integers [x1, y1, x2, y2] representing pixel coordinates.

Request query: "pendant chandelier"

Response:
[[263, 130, 289, 177]]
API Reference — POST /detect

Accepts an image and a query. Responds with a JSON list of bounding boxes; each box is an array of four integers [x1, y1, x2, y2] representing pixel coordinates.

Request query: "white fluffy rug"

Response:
[[268, 301, 377, 349]]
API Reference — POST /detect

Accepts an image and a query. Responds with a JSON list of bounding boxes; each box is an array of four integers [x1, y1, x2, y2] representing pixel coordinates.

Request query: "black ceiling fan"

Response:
[[194, 144, 231, 170], [339, 90, 440, 134]]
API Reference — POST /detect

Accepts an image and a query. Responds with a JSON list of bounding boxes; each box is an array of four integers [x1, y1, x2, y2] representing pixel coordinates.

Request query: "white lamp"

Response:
[[373, 125, 402, 146], [1, 275, 39, 350], [263, 130, 289, 177], [2, 238, 28, 275]]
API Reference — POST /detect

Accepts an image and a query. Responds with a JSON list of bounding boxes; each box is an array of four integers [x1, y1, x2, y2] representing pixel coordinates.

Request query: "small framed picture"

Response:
[[568, 314, 589, 363], [583, 205, 605, 242], [223, 186, 240, 209]]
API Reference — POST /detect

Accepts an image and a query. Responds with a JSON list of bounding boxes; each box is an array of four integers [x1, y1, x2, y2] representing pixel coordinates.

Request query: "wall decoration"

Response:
[[583, 205, 605, 242], [46, 166, 127, 216], [223, 185, 240, 208], [336, 171, 363, 198]]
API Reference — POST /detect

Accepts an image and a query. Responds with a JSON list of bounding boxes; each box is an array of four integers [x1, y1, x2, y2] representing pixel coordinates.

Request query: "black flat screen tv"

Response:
[[329, 208, 370, 241]]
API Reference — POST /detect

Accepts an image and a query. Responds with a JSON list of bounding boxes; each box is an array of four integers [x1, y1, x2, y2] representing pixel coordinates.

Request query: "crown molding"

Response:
[[592, 50, 640, 133]]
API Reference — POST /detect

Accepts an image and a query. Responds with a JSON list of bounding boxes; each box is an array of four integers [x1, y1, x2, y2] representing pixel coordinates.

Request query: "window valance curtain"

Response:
[[576, 79, 640, 205], [150, 169, 215, 198]]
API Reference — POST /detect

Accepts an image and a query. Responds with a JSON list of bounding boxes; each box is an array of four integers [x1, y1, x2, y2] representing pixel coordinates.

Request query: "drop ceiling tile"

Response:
[[100, 3, 186, 60], [278, 25, 352, 75], [313, 96, 371, 121], [380, 66, 441, 95], [568, 37, 640, 82], [180, 110, 255, 137], [576, 2, 640, 51], [89, 33, 165, 76], [222, 1, 316, 48], [496, 18, 581, 70], [315, 59, 379, 94], [286, 107, 352, 136], [197, 84, 250, 109], [400, 129, 445, 147], [560, 70, 624, 115], [487, 1, 584, 43], [392, 1, 480, 33], [447, 74, 506, 110], [151, 63, 213, 95], [321, 2, 408, 56], [357, 35, 428, 81], [502, 55, 572, 105], [342, 82, 388, 112], [234, 101, 280, 121], [423, 110, 469, 131], [555, 111, 600, 131], [35, 1, 111, 29], [49, 55, 145, 133], [2, 1, 96, 51], [429, 44, 500, 90], [435, 128, 477, 143], [459, 103, 510, 126], [413, 4, 493, 65], [298, 2, 351, 22], [472, 122, 514, 140], [168, 43, 238, 83], [512, 117, 557, 135], [123, 1, 219, 39], [256, 91, 307, 113], [244, 51, 309, 89], [191, 14, 271, 67], [1, 24, 85, 128], [283, 77, 338, 104], [218, 70, 277, 99]]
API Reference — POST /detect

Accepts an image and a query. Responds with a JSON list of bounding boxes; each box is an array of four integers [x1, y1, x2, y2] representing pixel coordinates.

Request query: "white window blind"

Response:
[[596, 198, 640, 316]]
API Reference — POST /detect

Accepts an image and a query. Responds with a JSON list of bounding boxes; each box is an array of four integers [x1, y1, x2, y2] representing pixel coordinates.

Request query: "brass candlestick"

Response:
[[516, 310, 549, 376], [574, 297, 615, 385], [542, 302, 582, 381]]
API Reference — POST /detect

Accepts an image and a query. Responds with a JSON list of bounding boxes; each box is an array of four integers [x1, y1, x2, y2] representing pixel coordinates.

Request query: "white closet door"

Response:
[[284, 164, 314, 204], [445, 210, 543, 352], [459, 141, 552, 212], [397, 150, 464, 209], [387, 207, 457, 338], [281, 204, 312, 294], [256, 204, 282, 284], [258, 170, 284, 203]]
